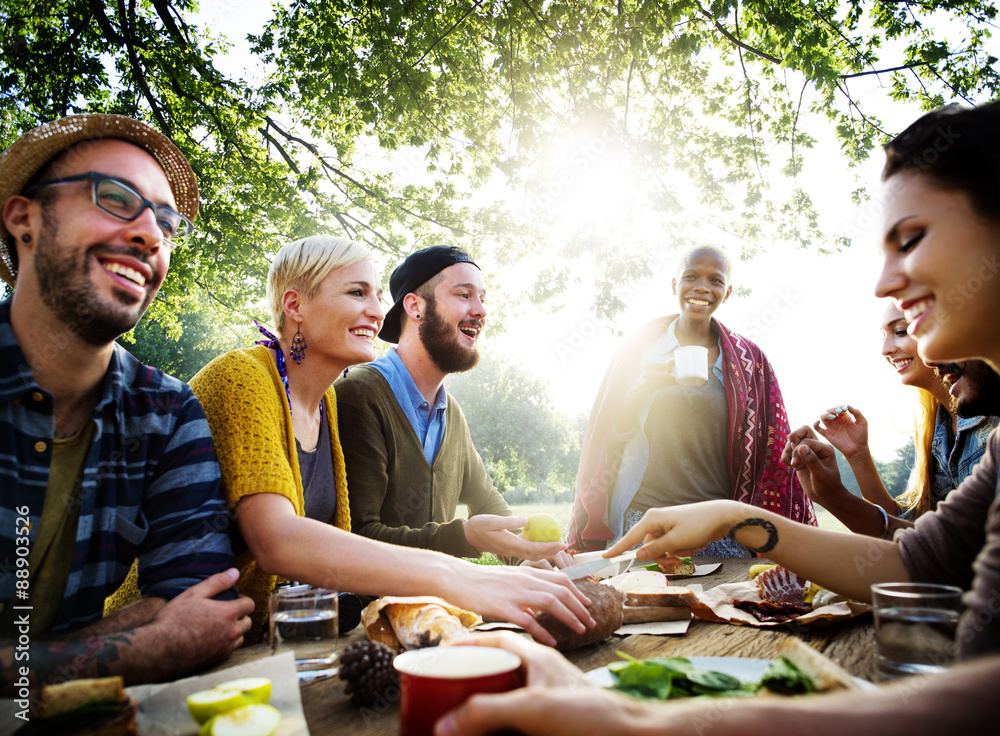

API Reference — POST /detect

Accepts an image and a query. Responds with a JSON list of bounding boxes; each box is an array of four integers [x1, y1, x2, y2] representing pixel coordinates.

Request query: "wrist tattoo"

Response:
[[728, 518, 779, 554]]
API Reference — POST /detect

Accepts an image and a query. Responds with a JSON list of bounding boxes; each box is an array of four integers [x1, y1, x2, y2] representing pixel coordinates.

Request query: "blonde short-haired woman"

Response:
[[190, 235, 594, 644]]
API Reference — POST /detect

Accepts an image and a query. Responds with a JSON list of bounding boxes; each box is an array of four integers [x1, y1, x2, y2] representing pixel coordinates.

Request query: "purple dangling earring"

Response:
[[289, 322, 307, 364]]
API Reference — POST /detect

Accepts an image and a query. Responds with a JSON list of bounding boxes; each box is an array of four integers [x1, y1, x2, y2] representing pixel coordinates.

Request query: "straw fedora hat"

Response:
[[0, 113, 199, 287]]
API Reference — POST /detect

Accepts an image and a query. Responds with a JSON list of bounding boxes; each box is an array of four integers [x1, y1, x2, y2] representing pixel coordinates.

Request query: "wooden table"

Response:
[[230, 558, 875, 735]]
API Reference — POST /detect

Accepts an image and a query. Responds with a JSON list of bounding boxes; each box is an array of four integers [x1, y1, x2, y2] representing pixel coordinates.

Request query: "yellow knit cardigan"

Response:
[[190, 346, 351, 642]]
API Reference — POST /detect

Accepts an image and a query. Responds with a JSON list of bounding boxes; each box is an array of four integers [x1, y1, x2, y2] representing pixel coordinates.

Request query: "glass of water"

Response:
[[269, 584, 340, 681], [872, 582, 963, 681]]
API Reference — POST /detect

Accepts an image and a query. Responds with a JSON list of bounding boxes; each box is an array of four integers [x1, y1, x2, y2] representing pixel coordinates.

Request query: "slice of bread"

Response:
[[775, 638, 862, 692], [625, 587, 699, 607], [606, 570, 699, 607], [622, 605, 691, 624]]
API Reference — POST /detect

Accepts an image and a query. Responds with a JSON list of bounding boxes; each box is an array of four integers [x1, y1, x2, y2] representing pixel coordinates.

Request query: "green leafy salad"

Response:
[[607, 652, 817, 701]]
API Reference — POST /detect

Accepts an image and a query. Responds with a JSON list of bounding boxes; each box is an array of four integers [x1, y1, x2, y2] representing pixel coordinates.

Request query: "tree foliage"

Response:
[[447, 353, 585, 499], [2, 1, 996, 324]]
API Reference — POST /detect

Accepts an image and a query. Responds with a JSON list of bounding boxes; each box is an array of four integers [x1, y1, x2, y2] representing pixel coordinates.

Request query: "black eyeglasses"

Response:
[[27, 172, 194, 243]]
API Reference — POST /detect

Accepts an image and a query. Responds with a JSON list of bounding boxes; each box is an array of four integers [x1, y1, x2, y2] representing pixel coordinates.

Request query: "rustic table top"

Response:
[[226, 557, 876, 735]]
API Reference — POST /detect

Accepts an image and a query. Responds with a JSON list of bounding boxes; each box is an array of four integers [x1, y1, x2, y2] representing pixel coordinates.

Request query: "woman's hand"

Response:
[[604, 500, 739, 565], [813, 405, 871, 462], [442, 564, 596, 648]]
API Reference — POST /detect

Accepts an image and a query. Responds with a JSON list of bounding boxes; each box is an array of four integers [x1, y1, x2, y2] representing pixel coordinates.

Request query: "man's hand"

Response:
[[519, 550, 575, 570], [781, 424, 818, 465], [614, 361, 677, 430], [150, 568, 254, 673], [788, 438, 850, 509], [464, 515, 568, 561]]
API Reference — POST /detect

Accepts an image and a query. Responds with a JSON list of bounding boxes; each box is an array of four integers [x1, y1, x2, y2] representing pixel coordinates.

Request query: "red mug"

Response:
[[394, 645, 523, 736]]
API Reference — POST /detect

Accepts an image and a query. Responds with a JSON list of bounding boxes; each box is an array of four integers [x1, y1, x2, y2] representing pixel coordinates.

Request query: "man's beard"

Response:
[[418, 297, 480, 374], [34, 216, 157, 346]]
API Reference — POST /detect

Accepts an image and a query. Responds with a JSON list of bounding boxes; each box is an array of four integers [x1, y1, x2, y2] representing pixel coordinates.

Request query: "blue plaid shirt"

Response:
[[0, 299, 235, 634]]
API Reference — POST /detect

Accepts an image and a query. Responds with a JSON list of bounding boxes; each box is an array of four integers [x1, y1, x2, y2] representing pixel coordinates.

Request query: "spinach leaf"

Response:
[[758, 656, 817, 695]]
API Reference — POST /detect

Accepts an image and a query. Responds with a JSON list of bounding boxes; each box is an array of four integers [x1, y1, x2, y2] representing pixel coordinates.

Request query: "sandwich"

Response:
[[16, 676, 137, 736], [760, 638, 862, 694]]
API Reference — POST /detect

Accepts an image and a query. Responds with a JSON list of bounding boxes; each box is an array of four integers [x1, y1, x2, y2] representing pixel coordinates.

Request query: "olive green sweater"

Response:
[[336, 365, 510, 557]]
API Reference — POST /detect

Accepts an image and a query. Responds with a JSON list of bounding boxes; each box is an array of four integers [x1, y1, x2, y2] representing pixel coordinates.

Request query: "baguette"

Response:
[[361, 596, 482, 651]]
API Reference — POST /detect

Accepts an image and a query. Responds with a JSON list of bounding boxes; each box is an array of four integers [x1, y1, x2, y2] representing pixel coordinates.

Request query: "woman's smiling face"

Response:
[[880, 301, 939, 392], [875, 172, 1000, 369]]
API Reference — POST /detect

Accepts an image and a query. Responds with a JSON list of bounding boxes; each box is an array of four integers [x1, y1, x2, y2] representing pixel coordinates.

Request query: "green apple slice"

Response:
[[187, 688, 252, 725], [209, 704, 282, 736], [199, 716, 217, 736], [215, 677, 272, 705], [187, 677, 273, 724]]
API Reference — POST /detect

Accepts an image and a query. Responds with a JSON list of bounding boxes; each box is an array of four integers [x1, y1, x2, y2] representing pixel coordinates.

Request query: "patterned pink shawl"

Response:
[[567, 315, 816, 552]]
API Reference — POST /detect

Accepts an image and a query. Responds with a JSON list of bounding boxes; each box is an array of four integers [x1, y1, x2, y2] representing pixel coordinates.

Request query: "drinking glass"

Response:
[[269, 584, 340, 681], [871, 582, 962, 681]]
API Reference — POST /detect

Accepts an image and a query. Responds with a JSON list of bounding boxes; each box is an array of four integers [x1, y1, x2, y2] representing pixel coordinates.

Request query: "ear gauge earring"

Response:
[[20, 234, 31, 243], [289, 322, 307, 364]]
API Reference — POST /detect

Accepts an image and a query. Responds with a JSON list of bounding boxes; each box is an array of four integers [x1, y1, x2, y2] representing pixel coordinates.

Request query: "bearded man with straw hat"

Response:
[[0, 114, 253, 693]]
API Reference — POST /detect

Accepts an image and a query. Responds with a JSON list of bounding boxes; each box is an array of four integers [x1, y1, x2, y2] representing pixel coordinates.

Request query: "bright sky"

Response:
[[198, 1, 981, 461]]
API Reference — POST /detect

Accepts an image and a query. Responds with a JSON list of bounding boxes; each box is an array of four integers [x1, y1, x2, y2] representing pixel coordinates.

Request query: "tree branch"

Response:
[[119, 0, 171, 133], [414, 0, 484, 67], [258, 123, 302, 174], [262, 116, 470, 235], [694, 4, 782, 65], [841, 61, 933, 79]]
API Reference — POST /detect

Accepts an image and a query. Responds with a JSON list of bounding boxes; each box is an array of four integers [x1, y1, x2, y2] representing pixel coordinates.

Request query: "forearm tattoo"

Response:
[[728, 518, 779, 554]]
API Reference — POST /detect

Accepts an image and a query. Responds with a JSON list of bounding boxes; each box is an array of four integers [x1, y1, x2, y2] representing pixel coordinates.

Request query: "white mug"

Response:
[[672, 345, 709, 386]]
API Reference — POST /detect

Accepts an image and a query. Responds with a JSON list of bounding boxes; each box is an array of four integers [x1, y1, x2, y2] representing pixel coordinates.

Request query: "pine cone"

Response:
[[339, 640, 399, 706]]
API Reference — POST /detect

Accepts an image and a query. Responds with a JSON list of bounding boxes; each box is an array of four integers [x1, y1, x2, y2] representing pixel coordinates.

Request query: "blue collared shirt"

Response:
[[370, 348, 448, 465], [0, 299, 235, 634]]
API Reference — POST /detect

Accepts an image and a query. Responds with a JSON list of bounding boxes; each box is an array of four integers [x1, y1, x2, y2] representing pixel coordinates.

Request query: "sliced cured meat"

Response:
[[734, 598, 812, 623], [756, 565, 808, 608]]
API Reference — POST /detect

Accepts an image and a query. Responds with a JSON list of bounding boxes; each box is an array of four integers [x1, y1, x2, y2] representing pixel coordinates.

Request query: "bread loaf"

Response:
[[361, 596, 482, 651], [535, 581, 624, 651]]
